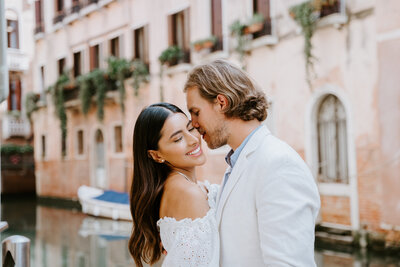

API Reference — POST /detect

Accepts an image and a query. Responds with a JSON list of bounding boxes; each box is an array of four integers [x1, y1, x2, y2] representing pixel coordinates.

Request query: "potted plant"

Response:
[[230, 20, 246, 37], [192, 36, 217, 52], [159, 45, 184, 66], [319, 0, 340, 17], [243, 13, 264, 34]]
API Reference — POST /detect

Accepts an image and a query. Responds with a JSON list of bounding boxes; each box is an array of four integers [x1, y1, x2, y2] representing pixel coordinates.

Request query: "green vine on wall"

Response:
[[131, 59, 149, 96], [50, 73, 70, 154], [229, 20, 248, 66], [107, 57, 132, 113], [290, 1, 318, 87], [48, 58, 149, 143], [25, 92, 40, 123]]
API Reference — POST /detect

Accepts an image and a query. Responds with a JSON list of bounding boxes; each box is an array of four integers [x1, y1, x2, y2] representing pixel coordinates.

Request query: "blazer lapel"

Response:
[[215, 126, 270, 225]]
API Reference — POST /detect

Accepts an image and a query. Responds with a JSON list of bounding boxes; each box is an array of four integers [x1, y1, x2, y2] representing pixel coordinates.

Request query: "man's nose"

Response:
[[192, 119, 200, 128]]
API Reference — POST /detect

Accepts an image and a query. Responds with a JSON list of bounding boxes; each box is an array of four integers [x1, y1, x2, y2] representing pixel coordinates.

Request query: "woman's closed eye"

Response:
[[173, 136, 183, 143]]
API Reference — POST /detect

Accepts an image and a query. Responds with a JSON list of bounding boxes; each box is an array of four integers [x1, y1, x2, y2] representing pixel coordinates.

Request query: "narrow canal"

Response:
[[1, 194, 399, 267]]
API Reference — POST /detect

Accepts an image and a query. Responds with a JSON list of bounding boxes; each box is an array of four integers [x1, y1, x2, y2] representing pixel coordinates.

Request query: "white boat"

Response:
[[78, 185, 132, 221]]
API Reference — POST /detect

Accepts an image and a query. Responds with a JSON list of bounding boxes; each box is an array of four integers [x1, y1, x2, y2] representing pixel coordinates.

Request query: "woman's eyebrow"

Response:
[[169, 121, 192, 139], [169, 130, 182, 139]]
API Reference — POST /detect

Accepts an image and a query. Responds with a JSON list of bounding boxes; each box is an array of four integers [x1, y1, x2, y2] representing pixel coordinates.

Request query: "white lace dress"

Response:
[[157, 181, 220, 267]]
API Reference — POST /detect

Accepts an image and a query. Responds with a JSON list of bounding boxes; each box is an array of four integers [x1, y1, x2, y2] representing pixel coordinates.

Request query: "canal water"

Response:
[[1, 194, 399, 267]]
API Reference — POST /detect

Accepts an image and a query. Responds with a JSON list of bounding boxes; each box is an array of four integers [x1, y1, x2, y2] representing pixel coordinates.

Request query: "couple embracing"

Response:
[[128, 60, 320, 267]]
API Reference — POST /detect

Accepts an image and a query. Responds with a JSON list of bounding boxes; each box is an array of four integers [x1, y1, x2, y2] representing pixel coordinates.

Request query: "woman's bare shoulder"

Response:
[[160, 174, 209, 221]]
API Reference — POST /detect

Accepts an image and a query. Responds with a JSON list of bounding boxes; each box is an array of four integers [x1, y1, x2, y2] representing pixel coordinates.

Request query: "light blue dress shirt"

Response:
[[221, 125, 263, 191]]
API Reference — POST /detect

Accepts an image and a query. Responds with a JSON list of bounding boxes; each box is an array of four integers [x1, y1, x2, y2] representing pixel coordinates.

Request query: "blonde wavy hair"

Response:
[[184, 60, 268, 121]]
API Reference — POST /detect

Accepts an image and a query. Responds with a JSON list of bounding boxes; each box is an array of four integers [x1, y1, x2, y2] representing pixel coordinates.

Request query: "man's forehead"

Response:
[[186, 87, 200, 110]]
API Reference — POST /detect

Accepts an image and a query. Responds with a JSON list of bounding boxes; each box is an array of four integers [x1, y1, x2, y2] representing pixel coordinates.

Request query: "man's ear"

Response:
[[216, 94, 229, 111], [148, 150, 165, 163]]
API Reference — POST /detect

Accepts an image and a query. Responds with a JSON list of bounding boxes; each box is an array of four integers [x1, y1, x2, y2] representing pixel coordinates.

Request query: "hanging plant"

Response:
[[25, 92, 40, 122], [229, 20, 249, 67], [107, 57, 133, 113], [77, 73, 95, 115], [50, 73, 70, 153], [289, 1, 318, 87], [131, 59, 149, 96]]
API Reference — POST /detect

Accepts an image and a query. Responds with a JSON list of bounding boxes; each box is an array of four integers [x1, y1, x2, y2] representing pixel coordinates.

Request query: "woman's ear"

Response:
[[148, 150, 165, 163]]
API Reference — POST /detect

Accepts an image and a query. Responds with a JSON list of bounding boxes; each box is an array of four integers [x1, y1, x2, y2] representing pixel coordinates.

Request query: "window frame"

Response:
[[112, 123, 124, 156], [167, 8, 191, 65], [75, 128, 86, 159], [7, 19, 19, 49], [132, 25, 149, 67]]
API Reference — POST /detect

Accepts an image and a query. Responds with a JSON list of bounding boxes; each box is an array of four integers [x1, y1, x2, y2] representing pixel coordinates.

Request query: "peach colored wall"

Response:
[[376, 1, 400, 227], [321, 196, 351, 226]]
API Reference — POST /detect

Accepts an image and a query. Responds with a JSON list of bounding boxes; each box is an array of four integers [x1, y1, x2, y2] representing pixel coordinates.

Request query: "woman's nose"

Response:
[[187, 132, 199, 146]]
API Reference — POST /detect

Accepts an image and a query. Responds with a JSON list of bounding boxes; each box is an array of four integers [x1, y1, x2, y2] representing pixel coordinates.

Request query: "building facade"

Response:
[[29, 0, 400, 245], [0, 0, 36, 194], [1, 0, 34, 142]]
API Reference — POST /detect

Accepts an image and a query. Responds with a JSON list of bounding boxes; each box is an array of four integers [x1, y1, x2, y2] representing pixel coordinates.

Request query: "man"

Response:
[[184, 60, 320, 266]]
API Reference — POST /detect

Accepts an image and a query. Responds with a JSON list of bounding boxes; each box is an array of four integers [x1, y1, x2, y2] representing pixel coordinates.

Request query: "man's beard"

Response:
[[206, 122, 229, 149]]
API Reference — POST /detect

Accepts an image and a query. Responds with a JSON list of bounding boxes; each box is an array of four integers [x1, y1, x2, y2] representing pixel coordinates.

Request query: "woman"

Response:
[[129, 103, 219, 267]]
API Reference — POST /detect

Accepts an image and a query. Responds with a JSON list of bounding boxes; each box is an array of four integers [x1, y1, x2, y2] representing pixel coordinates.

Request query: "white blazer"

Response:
[[216, 126, 320, 267]]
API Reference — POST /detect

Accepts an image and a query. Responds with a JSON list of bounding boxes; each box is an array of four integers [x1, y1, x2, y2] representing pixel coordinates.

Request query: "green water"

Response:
[[1, 194, 399, 267]]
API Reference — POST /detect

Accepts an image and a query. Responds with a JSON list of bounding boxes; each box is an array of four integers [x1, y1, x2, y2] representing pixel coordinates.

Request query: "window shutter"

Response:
[[144, 25, 149, 65], [16, 78, 21, 111], [211, 0, 223, 50], [183, 8, 190, 51], [7, 78, 12, 111], [167, 15, 174, 46], [89, 46, 95, 71], [257, 0, 270, 19], [119, 34, 124, 58], [211, 0, 222, 38], [35, 0, 41, 24]]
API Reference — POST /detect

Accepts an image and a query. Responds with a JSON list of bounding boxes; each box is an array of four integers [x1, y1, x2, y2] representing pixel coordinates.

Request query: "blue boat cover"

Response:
[[93, 190, 129, 205], [100, 235, 129, 241]]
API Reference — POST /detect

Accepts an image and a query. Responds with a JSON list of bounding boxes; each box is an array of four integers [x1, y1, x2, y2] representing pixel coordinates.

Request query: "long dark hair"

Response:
[[129, 103, 186, 267]]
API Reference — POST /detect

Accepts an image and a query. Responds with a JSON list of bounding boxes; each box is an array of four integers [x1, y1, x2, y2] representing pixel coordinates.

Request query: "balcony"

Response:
[[7, 49, 29, 71], [2, 114, 31, 139], [53, 10, 66, 24], [71, 3, 82, 13], [34, 22, 45, 35]]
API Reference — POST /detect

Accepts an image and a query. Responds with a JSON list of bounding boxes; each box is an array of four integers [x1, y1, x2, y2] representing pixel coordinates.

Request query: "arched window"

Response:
[[317, 95, 348, 183]]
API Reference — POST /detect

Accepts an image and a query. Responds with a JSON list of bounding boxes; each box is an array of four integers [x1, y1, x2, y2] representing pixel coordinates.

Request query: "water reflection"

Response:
[[1, 195, 162, 267], [1, 195, 399, 267]]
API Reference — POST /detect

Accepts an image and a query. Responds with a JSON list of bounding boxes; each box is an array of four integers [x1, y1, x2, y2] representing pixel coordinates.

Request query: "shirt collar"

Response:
[[225, 125, 262, 168]]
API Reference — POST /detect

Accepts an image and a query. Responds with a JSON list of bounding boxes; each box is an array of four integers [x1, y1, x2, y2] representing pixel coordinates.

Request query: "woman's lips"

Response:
[[186, 145, 202, 156]]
